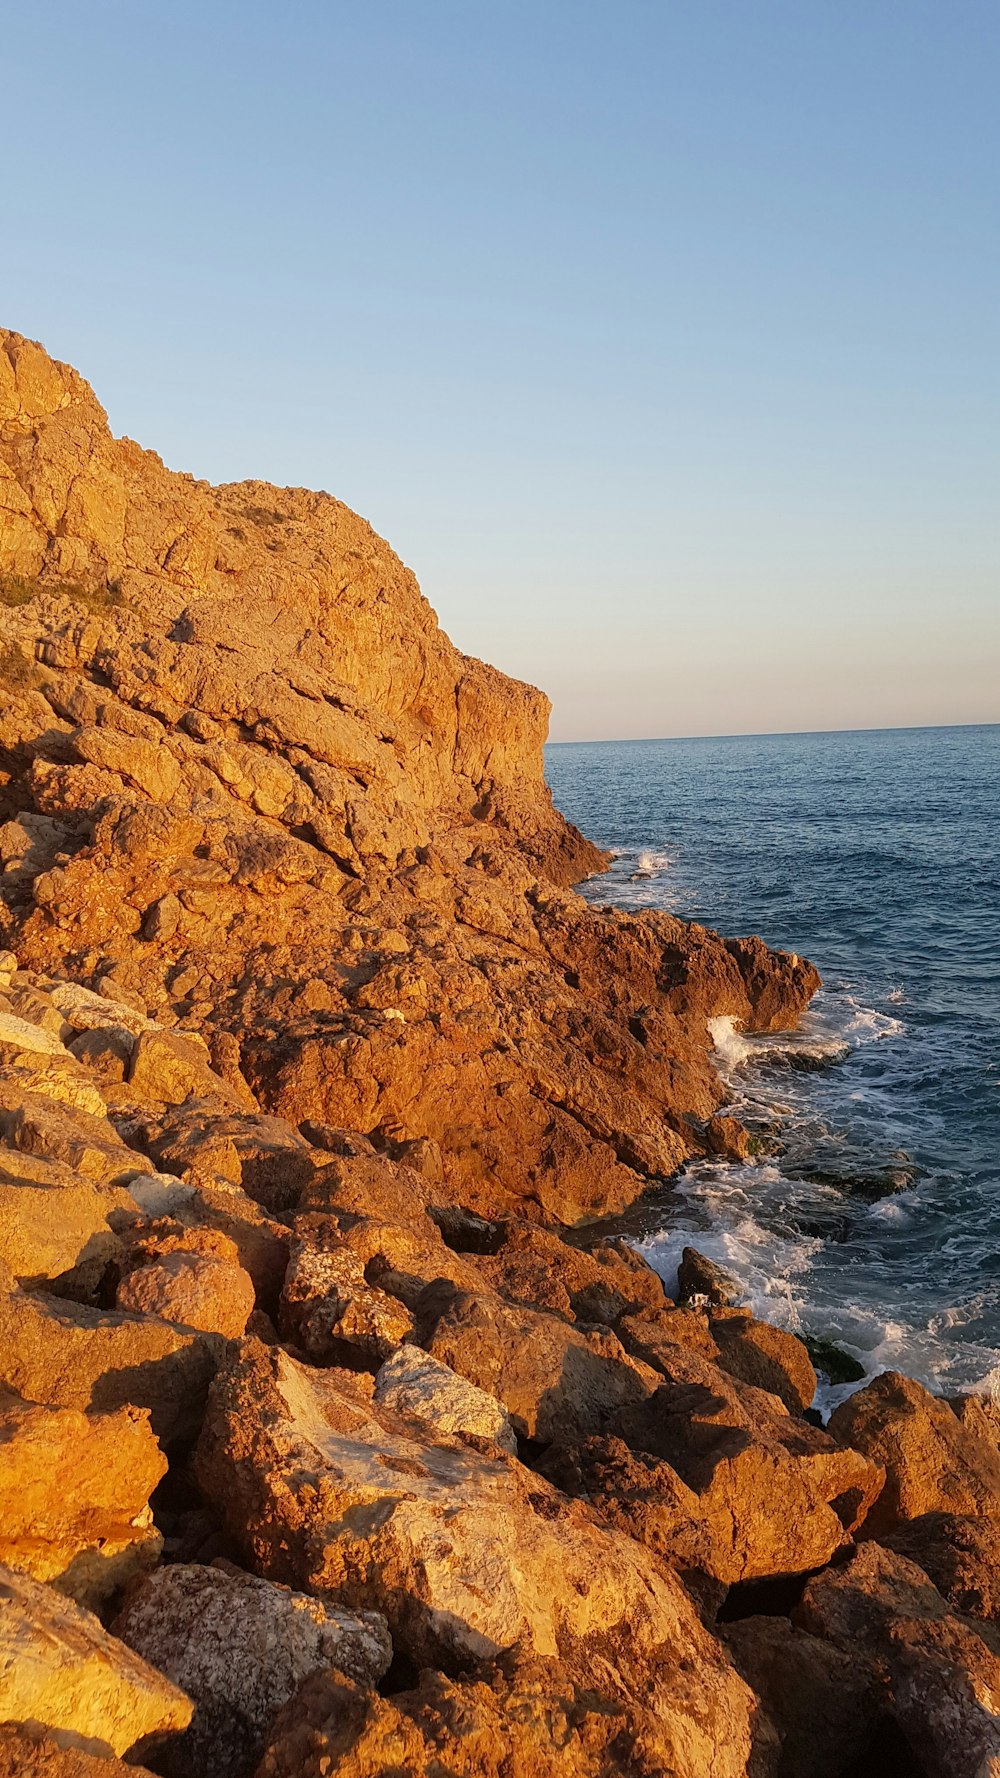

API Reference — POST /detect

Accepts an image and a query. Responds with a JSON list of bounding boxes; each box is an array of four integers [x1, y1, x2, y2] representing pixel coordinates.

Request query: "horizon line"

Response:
[[546, 718, 999, 748]]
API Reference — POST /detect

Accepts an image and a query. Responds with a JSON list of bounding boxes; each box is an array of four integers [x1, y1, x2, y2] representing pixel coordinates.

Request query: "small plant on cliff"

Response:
[[0, 642, 38, 690], [0, 575, 38, 607], [0, 573, 124, 613]]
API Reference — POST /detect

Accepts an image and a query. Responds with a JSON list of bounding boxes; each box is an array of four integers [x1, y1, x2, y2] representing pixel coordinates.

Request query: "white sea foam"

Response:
[[631, 847, 672, 878]]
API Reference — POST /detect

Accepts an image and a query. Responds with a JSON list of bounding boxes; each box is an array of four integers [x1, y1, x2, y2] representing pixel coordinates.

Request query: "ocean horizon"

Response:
[[547, 722, 1000, 1405]]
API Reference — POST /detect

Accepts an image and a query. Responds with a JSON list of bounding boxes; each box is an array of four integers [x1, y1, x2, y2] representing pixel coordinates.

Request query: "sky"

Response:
[[4, 1, 998, 741]]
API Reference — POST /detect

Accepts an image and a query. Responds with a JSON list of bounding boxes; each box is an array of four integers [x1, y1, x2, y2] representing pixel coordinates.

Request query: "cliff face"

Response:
[[0, 329, 818, 1222], [4, 335, 998, 1778]]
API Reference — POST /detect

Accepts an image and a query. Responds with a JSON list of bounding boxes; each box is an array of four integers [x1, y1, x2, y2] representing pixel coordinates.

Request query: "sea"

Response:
[[545, 724, 1000, 1407]]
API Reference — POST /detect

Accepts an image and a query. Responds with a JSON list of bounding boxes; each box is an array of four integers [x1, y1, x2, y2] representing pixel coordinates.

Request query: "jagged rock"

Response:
[[280, 1232, 414, 1364], [0, 1563, 192, 1759], [112, 1563, 391, 1778], [0, 1725, 157, 1777], [419, 1286, 658, 1443], [116, 1250, 255, 1338], [796, 1543, 1000, 1778], [373, 1343, 518, 1452], [611, 1345, 883, 1582], [710, 1311, 817, 1413], [828, 1370, 1000, 1536], [882, 1512, 1000, 1621], [677, 1245, 740, 1307], [256, 1653, 746, 1778], [0, 1093, 139, 1185], [194, 1342, 756, 1772], [127, 1029, 253, 1111], [0, 1146, 136, 1286], [722, 1615, 882, 1778], [477, 1223, 667, 1325], [0, 1391, 163, 1608], [0, 1263, 221, 1441]]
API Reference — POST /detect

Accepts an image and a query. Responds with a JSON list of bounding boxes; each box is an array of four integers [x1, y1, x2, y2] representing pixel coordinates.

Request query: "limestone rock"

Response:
[[796, 1542, 1000, 1778], [0, 1146, 136, 1286], [280, 1232, 414, 1364], [883, 1511, 1000, 1621], [677, 1244, 740, 1306], [373, 1342, 518, 1452], [710, 1312, 817, 1413], [419, 1286, 658, 1444], [112, 1562, 391, 1778], [194, 1342, 756, 1772], [611, 1345, 883, 1582], [0, 1391, 163, 1608], [116, 1250, 255, 1339], [828, 1369, 1000, 1536], [0, 1725, 157, 1777], [256, 1654, 740, 1778], [0, 1563, 192, 1759], [0, 1264, 221, 1442], [722, 1615, 882, 1778]]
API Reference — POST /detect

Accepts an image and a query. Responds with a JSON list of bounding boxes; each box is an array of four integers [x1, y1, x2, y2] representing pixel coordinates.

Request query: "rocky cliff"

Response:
[[0, 328, 817, 1225], [2, 334, 994, 1778]]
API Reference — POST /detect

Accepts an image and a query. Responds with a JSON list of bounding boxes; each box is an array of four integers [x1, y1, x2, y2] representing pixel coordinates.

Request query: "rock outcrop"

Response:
[[5, 329, 995, 1778], [0, 328, 818, 1228]]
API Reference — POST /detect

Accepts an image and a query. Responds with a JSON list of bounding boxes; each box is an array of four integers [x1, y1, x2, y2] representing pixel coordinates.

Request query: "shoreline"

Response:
[[1, 330, 998, 1776]]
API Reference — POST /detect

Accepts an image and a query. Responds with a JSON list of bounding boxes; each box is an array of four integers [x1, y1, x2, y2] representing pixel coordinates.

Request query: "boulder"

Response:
[[0, 1563, 192, 1759], [828, 1370, 1000, 1536], [710, 1312, 817, 1413], [612, 1345, 883, 1582], [194, 1342, 756, 1774], [796, 1542, 1000, 1778], [280, 1233, 414, 1364], [127, 1030, 254, 1111], [0, 1391, 163, 1609], [0, 1725, 157, 1777], [722, 1614, 882, 1778], [256, 1653, 736, 1778], [0, 1147, 136, 1285], [677, 1245, 739, 1306], [117, 1251, 255, 1339], [112, 1562, 390, 1778], [373, 1343, 517, 1452], [0, 1264, 222, 1442], [419, 1287, 658, 1444], [883, 1511, 1000, 1621]]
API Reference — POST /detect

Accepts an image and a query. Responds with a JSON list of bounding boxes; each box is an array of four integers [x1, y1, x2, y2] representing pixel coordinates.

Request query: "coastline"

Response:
[[1, 331, 999, 1776]]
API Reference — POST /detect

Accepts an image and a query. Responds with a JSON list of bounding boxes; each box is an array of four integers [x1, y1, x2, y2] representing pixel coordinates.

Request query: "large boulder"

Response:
[[828, 1370, 1000, 1536], [0, 1391, 163, 1609], [610, 1344, 882, 1582], [0, 1725, 157, 1777], [256, 1653, 744, 1778], [419, 1287, 658, 1443], [373, 1343, 517, 1452], [722, 1614, 881, 1778], [0, 1264, 222, 1442], [112, 1563, 391, 1778], [796, 1543, 1000, 1778], [116, 1250, 255, 1339], [0, 1563, 191, 1760], [884, 1512, 1000, 1621], [195, 1342, 757, 1776]]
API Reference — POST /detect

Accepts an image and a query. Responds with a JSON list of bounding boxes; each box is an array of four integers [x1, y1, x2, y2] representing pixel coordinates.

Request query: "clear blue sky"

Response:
[[5, 1, 998, 739]]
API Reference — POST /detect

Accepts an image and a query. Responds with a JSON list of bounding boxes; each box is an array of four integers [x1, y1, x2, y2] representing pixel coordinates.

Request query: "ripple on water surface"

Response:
[[545, 725, 1000, 1404]]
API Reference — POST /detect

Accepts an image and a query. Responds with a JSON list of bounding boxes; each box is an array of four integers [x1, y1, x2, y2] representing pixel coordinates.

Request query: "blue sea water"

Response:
[[545, 725, 1000, 1401]]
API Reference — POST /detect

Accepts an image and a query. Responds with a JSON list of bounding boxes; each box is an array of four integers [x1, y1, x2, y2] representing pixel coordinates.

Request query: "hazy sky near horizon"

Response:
[[4, 1, 998, 741]]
